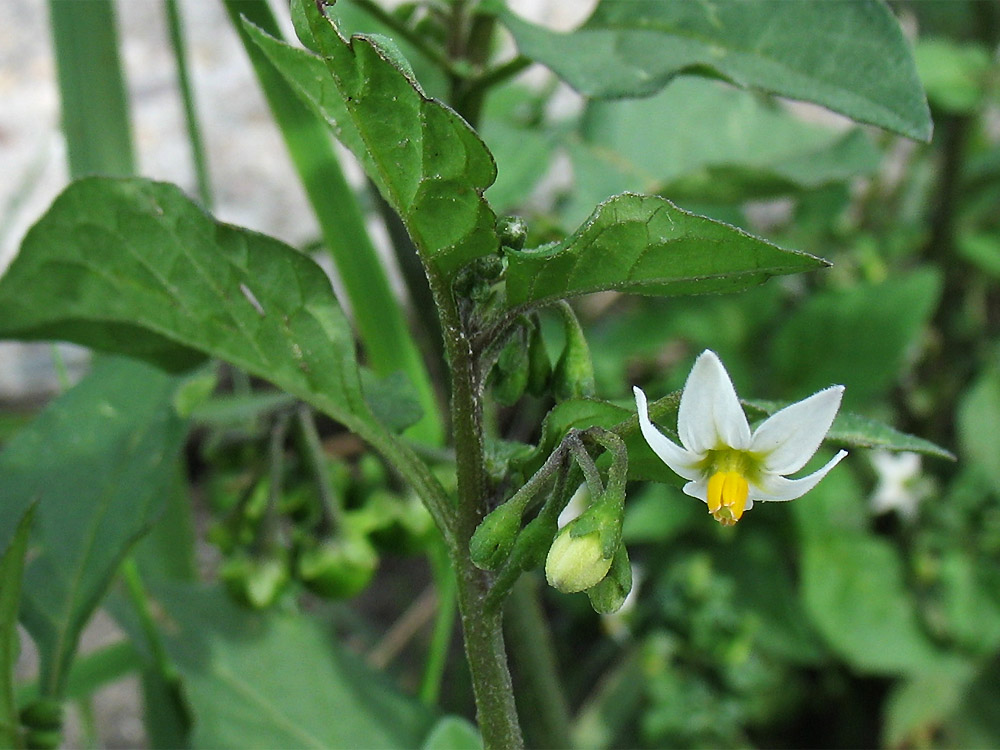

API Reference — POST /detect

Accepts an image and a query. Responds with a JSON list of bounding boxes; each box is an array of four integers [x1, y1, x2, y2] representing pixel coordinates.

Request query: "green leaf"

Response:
[[245, 1, 500, 276], [0, 177, 373, 435], [563, 78, 880, 224], [1, 505, 35, 749], [914, 38, 991, 114], [770, 269, 942, 406], [958, 363, 1000, 488], [154, 583, 434, 749], [505, 193, 826, 308], [360, 369, 424, 434], [421, 717, 483, 750], [223, 1, 444, 444], [500, 0, 931, 141], [0, 358, 188, 698], [884, 666, 973, 749], [800, 534, 945, 675], [744, 400, 955, 461]]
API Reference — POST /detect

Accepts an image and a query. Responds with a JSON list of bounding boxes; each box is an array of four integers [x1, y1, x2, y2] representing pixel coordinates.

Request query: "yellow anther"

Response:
[[706, 470, 749, 525]]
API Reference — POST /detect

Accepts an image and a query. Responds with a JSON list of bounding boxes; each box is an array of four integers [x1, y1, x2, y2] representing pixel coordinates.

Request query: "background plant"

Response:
[[0, 0, 996, 748]]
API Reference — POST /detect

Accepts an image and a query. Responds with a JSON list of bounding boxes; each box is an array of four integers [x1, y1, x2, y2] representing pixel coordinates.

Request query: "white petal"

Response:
[[682, 478, 708, 503], [752, 450, 848, 502], [634, 386, 702, 481], [750, 386, 844, 474], [677, 350, 751, 454]]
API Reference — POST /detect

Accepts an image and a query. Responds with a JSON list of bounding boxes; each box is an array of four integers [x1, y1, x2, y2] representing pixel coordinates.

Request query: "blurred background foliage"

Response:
[[1, 0, 1000, 747]]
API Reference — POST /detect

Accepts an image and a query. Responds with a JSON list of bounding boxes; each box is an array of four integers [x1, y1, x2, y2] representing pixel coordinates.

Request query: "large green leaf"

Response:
[[504, 193, 826, 308], [0, 358, 188, 698], [0, 505, 35, 749], [770, 269, 942, 406], [499, 0, 931, 141], [245, 0, 499, 276], [800, 533, 945, 675], [0, 177, 373, 434], [154, 584, 433, 749], [562, 77, 880, 225]]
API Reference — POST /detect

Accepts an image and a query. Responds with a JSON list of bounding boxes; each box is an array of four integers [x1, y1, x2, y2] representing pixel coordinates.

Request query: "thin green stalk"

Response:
[[223, 0, 444, 445], [295, 405, 344, 534], [505, 576, 572, 750], [420, 538, 458, 706], [120, 560, 178, 685], [163, 0, 213, 207], [47, 0, 135, 178], [430, 273, 524, 749]]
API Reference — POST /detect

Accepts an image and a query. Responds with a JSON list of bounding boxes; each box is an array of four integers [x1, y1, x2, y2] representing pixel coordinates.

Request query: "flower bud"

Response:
[[297, 534, 378, 599], [545, 527, 614, 593], [220, 551, 289, 610], [492, 332, 530, 406], [470, 501, 523, 570], [526, 319, 552, 396], [553, 303, 595, 401], [586, 544, 632, 614], [497, 215, 528, 251]]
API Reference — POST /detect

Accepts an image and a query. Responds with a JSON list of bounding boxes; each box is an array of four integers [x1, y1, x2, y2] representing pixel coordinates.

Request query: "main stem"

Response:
[[433, 277, 524, 749]]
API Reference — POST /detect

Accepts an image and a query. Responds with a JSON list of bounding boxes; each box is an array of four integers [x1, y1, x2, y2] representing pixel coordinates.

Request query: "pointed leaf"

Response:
[[245, 1, 499, 276], [0, 358, 188, 698], [500, 0, 931, 141], [154, 583, 434, 749], [505, 193, 825, 308], [1, 505, 36, 749], [0, 177, 374, 434]]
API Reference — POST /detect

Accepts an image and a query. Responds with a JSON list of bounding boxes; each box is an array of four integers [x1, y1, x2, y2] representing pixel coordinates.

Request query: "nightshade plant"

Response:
[[0, 0, 974, 748]]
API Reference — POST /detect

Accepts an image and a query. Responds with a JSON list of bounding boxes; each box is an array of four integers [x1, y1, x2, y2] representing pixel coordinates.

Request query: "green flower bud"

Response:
[[297, 534, 378, 599], [497, 215, 528, 251], [586, 544, 632, 614], [492, 335, 530, 406], [553, 303, 595, 401], [526, 320, 552, 396], [220, 551, 289, 610], [545, 527, 613, 593], [470, 502, 523, 570]]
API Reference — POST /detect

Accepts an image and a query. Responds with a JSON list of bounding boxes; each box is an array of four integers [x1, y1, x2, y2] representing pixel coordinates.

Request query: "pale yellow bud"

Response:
[[545, 529, 613, 593]]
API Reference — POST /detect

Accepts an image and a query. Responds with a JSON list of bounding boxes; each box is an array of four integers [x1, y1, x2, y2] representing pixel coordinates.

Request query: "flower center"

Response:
[[707, 470, 749, 525]]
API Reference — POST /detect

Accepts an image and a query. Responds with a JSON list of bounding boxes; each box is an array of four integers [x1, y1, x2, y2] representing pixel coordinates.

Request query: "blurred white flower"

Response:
[[870, 450, 930, 521], [634, 350, 847, 525]]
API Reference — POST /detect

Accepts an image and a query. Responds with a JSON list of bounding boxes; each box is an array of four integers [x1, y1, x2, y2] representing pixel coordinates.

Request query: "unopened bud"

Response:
[[297, 534, 378, 599], [497, 215, 528, 251], [545, 527, 613, 593], [470, 502, 523, 570]]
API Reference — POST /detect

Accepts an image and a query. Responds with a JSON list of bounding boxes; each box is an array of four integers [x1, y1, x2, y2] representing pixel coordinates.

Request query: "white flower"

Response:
[[869, 450, 929, 521], [633, 350, 847, 526]]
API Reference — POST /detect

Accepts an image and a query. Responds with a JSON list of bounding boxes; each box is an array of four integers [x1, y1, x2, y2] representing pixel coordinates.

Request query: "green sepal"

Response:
[[491, 328, 531, 407], [526, 318, 552, 396], [553, 303, 596, 401], [586, 544, 632, 615], [511, 512, 560, 572]]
